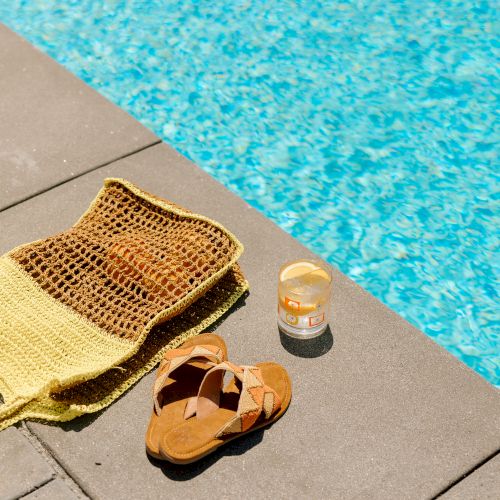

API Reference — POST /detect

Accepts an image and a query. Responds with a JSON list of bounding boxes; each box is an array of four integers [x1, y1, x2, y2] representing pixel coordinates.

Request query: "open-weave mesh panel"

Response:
[[0, 265, 248, 428], [53, 265, 247, 407], [9, 179, 242, 342]]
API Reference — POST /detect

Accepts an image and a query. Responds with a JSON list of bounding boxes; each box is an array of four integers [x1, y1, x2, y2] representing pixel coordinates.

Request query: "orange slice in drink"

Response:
[[279, 260, 330, 316], [279, 260, 330, 284]]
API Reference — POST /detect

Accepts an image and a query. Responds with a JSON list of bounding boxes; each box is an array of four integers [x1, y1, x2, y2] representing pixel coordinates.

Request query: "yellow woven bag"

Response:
[[0, 178, 246, 429]]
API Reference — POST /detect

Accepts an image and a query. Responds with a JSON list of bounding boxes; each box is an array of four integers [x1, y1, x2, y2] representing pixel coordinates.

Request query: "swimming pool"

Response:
[[1, 1, 498, 387]]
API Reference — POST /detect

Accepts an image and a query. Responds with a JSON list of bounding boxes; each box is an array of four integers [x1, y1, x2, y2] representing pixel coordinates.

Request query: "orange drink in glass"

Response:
[[278, 259, 332, 338]]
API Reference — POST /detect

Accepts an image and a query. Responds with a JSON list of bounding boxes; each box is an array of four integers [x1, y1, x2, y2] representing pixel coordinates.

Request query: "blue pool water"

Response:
[[1, 1, 498, 386]]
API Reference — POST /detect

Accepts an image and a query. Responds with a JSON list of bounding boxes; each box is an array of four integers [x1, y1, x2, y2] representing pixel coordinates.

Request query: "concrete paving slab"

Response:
[[2, 143, 499, 499], [22, 479, 81, 500], [440, 454, 500, 500], [0, 427, 54, 500], [0, 23, 158, 211]]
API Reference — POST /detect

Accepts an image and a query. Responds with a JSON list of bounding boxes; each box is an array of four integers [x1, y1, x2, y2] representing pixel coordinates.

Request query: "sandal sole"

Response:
[[159, 365, 292, 465]]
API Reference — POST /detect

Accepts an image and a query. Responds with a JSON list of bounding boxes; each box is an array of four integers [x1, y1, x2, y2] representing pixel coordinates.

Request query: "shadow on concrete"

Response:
[[279, 325, 334, 358], [148, 427, 265, 479], [204, 291, 249, 333], [24, 407, 107, 433], [60, 410, 106, 432], [38, 292, 251, 433]]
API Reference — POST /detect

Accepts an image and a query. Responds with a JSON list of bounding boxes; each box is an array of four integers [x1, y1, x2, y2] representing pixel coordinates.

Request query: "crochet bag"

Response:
[[0, 178, 246, 430]]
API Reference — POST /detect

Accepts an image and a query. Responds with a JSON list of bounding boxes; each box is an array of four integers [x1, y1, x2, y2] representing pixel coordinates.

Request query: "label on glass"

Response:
[[278, 299, 325, 330]]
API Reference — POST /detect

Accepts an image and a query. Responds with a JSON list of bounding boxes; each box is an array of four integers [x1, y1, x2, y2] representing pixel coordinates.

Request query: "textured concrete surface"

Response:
[[0, 23, 158, 211], [0, 143, 497, 499], [441, 454, 500, 500], [0, 427, 54, 500], [23, 479, 81, 500]]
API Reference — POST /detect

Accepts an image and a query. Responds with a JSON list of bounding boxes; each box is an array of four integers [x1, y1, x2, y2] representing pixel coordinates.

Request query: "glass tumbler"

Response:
[[278, 259, 332, 339]]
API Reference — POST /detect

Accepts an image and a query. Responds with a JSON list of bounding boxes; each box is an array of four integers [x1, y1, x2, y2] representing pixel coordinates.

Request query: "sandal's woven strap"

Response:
[[152, 344, 223, 415], [185, 360, 281, 438]]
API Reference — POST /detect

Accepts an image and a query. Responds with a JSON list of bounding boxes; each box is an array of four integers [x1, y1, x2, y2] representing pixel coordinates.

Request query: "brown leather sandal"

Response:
[[158, 360, 292, 464], [145, 334, 227, 459]]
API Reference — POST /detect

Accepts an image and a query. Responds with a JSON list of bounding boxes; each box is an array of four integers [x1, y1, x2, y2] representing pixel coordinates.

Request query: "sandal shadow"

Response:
[[147, 427, 265, 480]]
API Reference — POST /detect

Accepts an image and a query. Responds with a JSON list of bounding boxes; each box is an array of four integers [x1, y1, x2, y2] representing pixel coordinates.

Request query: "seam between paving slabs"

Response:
[[17, 423, 91, 499], [18, 479, 79, 500], [18, 479, 54, 500], [0, 139, 161, 214], [431, 447, 500, 499], [15, 470, 53, 500]]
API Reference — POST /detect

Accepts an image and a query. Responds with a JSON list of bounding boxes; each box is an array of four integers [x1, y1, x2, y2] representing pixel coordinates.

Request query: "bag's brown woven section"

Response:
[[9, 179, 241, 342], [48, 264, 247, 408]]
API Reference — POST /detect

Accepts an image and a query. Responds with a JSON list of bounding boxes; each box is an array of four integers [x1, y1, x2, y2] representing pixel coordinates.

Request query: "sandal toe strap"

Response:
[[185, 361, 281, 438]]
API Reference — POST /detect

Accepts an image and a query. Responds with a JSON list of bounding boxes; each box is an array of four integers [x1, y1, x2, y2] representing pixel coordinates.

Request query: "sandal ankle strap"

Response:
[[153, 344, 223, 415]]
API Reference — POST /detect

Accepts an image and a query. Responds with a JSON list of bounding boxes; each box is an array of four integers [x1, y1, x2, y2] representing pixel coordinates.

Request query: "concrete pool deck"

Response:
[[0, 24, 498, 499]]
